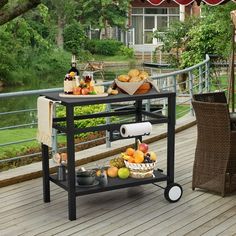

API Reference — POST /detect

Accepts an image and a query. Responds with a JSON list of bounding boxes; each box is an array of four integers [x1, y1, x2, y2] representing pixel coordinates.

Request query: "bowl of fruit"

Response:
[[121, 142, 157, 179]]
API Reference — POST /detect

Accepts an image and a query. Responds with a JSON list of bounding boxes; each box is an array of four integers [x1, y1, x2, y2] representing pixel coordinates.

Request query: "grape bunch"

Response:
[[109, 157, 125, 168], [144, 153, 154, 163]]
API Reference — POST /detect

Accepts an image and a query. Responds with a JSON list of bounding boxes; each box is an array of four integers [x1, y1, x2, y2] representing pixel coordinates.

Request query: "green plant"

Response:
[[154, 17, 198, 68], [118, 45, 134, 58], [63, 21, 87, 54], [56, 104, 106, 138], [85, 39, 123, 56]]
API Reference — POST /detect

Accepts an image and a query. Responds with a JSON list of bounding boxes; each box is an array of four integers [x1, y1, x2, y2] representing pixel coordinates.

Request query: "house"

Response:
[[89, 0, 200, 53], [127, 0, 200, 52]]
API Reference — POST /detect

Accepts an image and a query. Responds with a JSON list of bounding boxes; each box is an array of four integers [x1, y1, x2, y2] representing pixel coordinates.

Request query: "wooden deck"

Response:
[[1, 126, 236, 236]]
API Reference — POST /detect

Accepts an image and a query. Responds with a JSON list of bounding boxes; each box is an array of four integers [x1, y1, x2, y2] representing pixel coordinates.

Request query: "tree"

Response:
[[154, 17, 199, 68], [180, 3, 236, 69], [77, 0, 131, 39], [45, 0, 78, 48], [0, 0, 41, 25]]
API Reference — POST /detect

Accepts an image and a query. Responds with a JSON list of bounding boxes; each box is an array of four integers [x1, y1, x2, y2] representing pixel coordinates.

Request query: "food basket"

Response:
[[115, 79, 152, 95], [124, 160, 157, 179]]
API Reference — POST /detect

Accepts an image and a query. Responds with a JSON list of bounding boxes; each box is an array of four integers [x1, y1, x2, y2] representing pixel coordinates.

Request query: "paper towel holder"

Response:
[[119, 122, 152, 138], [120, 127, 151, 138]]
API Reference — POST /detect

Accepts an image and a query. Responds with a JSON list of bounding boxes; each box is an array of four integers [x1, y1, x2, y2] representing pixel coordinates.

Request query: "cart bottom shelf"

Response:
[[50, 170, 168, 196]]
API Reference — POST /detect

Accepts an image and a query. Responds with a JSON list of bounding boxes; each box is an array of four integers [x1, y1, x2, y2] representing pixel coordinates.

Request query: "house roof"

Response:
[[147, 0, 235, 6]]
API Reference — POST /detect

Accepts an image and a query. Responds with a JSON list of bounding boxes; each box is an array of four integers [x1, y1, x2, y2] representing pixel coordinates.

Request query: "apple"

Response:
[[73, 87, 81, 95], [138, 142, 149, 153], [118, 167, 130, 179], [81, 88, 89, 95]]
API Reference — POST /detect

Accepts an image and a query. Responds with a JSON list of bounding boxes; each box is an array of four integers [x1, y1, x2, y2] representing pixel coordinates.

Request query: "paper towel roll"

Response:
[[120, 122, 152, 138]]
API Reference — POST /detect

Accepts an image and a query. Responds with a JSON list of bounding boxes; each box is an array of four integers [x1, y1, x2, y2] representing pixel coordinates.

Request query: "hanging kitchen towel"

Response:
[[36, 96, 54, 147]]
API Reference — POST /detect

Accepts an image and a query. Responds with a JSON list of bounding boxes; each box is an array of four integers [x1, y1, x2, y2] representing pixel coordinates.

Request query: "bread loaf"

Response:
[[128, 69, 140, 77], [118, 74, 130, 82]]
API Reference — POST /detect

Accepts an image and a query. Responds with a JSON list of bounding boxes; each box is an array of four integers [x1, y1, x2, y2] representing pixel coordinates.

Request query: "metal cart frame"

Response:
[[41, 89, 182, 221]]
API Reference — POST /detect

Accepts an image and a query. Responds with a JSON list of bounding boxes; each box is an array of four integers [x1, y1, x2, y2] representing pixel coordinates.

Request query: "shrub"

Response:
[[118, 45, 134, 58], [56, 104, 106, 138], [85, 39, 123, 56], [63, 22, 87, 54]]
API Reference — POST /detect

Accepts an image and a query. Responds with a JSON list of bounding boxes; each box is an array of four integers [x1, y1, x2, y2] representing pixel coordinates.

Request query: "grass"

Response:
[[0, 127, 67, 160], [176, 105, 190, 119]]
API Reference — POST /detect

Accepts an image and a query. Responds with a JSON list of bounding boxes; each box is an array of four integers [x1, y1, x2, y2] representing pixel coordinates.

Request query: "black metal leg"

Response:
[[66, 105, 76, 221], [135, 100, 143, 148], [167, 94, 176, 184], [42, 143, 50, 202]]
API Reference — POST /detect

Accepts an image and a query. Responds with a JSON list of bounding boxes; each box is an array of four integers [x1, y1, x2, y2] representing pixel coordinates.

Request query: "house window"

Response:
[[132, 8, 143, 14], [145, 8, 167, 14], [131, 7, 180, 45], [169, 8, 180, 14], [132, 16, 143, 44]]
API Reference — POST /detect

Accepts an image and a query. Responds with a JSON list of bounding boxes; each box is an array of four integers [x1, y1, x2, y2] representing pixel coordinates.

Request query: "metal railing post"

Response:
[[106, 104, 111, 148], [205, 60, 210, 92], [173, 75, 177, 93], [188, 71, 194, 116], [199, 66, 203, 94]]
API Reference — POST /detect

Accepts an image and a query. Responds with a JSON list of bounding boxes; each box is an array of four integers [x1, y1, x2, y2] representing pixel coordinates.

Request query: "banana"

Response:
[[121, 153, 131, 161]]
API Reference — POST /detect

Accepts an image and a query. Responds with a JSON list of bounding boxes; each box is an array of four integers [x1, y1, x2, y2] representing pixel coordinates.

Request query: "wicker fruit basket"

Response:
[[124, 160, 157, 179]]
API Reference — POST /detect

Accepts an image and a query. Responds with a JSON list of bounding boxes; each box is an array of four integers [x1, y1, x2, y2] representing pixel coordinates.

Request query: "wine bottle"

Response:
[[68, 62, 79, 76], [64, 74, 74, 94]]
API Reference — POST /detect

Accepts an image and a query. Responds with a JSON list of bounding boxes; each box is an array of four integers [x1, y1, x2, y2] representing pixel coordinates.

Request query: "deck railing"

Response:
[[0, 55, 215, 165]]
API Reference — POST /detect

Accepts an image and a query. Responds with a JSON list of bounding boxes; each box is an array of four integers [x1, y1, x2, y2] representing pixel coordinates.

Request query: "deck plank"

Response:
[[1, 126, 235, 236]]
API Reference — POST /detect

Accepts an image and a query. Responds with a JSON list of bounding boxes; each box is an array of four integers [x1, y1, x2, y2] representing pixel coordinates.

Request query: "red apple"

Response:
[[73, 87, 81, 95], [81, 88, 89, 95], [139, 142, 149, 153]]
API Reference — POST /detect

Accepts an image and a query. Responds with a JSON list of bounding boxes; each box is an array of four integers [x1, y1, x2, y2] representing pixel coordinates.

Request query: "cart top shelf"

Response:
[[41, 89, 175, 106]]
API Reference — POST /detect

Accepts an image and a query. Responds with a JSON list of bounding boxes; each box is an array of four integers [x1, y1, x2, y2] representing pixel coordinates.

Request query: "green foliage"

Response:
[[76, 0, 131, 32], [0, 27, 17, 80], [154, 17, 199, 68], [30, 49, 72, 84], [85, 39, 123, 56], [157, 4, 235, 69], [180, 4, 235, 69], [118, 45, 134, 58], [63, 21, 87, 54], [56, 104, 106, 138], [200, 3, 235, 58]]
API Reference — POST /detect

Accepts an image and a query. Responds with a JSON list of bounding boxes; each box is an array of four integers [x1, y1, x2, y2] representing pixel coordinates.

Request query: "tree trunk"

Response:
[[56, 15, 64, 49], [0, 0, 41, 26], [103, 19, 109, 39], [178, 73, 188, 92]]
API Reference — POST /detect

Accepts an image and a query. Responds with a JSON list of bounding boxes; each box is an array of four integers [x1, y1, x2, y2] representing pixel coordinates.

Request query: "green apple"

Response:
[[118, 167, 130, 179]]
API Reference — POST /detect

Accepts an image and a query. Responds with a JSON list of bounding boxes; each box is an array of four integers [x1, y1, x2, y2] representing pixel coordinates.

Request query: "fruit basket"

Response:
[[124, 160, 157, 179], [115, 79, 152, 95]]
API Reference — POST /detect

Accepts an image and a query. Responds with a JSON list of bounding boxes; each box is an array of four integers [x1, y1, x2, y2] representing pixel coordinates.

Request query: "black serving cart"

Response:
[[41, 89, 182, 221]]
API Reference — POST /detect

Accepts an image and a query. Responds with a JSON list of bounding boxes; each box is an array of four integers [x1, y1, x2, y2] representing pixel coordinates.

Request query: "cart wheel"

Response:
[[164, 183, 183, 203]]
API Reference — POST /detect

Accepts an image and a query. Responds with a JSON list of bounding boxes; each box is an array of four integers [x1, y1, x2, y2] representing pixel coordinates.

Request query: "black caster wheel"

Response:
[[164, 183, 183, 203]]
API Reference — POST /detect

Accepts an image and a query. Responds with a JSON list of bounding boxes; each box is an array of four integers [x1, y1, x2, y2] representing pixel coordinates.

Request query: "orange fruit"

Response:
[[133, 150, 144, 163], [126, 147, 135, 156], [128, 156, 135, 163], [107, 167, 118, 178]]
